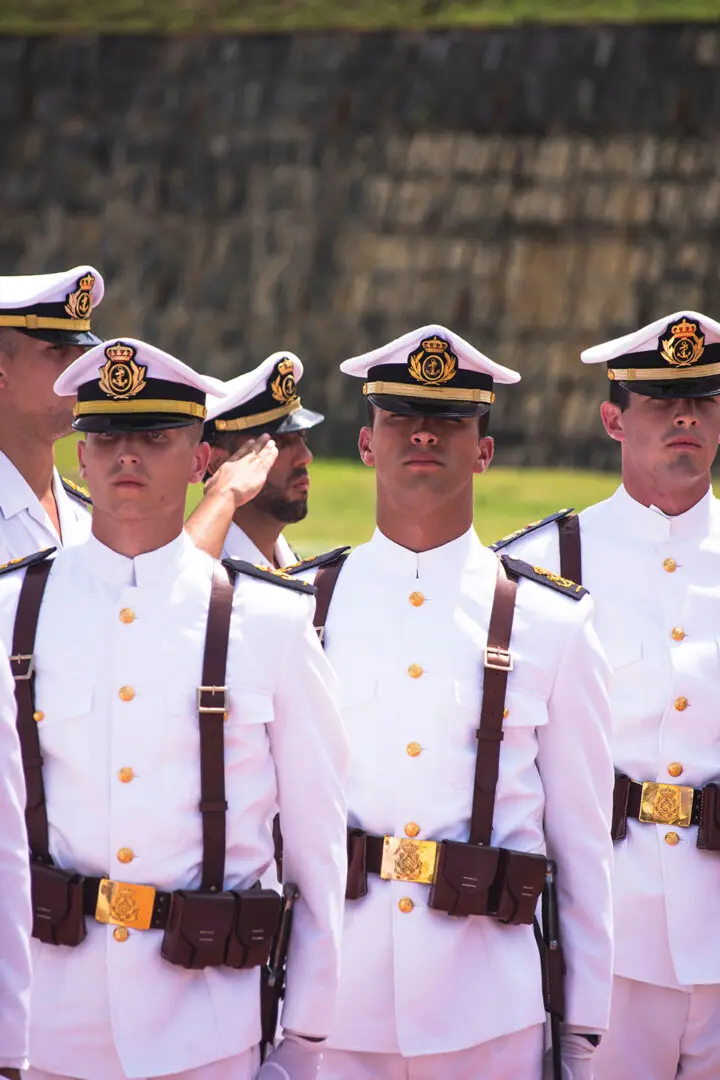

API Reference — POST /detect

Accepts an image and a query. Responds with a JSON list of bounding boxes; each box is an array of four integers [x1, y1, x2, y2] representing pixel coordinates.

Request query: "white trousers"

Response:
[[319, 1025, 544, 1080], [27, 1046, 260, 1080], [594, 975, 720, 1080]]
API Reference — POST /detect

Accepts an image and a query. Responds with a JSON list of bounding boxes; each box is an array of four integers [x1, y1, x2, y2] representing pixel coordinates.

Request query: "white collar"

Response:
[[80, 529, 200, 589], [365, 525, 488, 581], [608, 483, 719, 543]]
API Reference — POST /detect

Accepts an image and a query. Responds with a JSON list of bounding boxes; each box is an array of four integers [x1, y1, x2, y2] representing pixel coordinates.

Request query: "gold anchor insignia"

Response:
[[64, 273, 95, 320], [659, 317, 705, 368], [408, 335, 458, 386], [98, 342, 148, 400], [270, 358, 298, 405]]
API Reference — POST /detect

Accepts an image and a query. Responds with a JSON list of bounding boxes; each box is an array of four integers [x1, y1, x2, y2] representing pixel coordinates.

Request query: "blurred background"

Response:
[[3, 0, 719, 548]]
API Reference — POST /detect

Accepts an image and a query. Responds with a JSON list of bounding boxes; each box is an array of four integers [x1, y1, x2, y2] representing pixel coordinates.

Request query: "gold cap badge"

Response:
[[98, 342, 148, 400], [659, 317, 705, 368], [408, 335, 458, 386], [270, 358, 298, 405], [64, 273, 95, 321]]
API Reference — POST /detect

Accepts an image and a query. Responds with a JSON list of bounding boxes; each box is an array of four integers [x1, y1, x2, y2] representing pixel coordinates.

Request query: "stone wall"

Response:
[[2, 24, 719, 466]]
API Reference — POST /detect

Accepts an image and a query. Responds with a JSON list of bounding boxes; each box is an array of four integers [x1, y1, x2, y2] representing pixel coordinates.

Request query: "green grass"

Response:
[[55, 433, 622, 553], [1, 0, 718, 33]]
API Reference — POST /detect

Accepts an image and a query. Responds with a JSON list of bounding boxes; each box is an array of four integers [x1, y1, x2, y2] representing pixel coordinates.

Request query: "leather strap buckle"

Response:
[[483, 646, 513, 672], [95, 878, 157, 931], [10, 653, 34, 680], [197, 685, 228, 717], [380, 837, 438, 885]]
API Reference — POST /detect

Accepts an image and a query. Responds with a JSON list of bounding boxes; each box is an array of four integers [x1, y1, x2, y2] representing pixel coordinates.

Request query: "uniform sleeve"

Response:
[[536, 598, 614, 1032], [267, 609, 348, 1038], [0, 651, 32, 1070]]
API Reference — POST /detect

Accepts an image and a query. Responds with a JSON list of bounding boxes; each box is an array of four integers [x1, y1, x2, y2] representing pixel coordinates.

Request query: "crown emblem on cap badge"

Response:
[[659, 317, 705, 368], [98, 342, 148, 400], [270, 358, 298, 405], [408, 335, 458, 386], [64, 273, 95, 321]]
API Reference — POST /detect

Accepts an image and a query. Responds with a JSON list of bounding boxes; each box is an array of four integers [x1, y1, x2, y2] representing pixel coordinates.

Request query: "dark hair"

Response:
[[202, 427, 240, 452], [608, 381, 631, 411], [366, 400, 490, 435]]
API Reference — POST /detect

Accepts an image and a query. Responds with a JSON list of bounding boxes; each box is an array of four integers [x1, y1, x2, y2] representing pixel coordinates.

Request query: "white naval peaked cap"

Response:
[[54, 337, 225, 433], [205, 351, 324, 435], [0, 265, 104, 346], [341, 324, 520, 419], [582, 310, 720, 399]]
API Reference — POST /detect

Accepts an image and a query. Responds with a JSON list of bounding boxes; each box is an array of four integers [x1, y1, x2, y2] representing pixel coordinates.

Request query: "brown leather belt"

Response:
[[364, 835, 384, 875], [626, 778, 702, 827]]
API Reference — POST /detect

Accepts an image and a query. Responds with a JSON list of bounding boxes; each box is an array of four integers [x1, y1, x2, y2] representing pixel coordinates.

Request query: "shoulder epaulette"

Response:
[[281, 546, 351, 576], [221, 557, 316, 595], [489, 509, 574, 552], [500, 554, 587, 601], [0, 548, 56, 577], [61, 477, 92, 506]]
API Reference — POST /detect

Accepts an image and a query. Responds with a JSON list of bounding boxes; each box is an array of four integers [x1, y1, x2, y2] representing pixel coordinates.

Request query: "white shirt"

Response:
[[504, 485, 720, 991], [0, 531, 348, 1080], [0, 653, 32, 1071], [222, 520, 295, 568], [0, 450, 91, 562], [322, 527, 614, 1056]]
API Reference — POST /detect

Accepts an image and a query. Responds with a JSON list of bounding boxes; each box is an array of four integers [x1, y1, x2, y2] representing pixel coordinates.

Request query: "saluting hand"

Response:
[[256, 1033, 323, 1080], [204, 434, 278, 509]]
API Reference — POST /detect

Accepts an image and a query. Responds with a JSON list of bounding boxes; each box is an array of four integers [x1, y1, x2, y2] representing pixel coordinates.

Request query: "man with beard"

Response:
[[0, 267, 104, 561], [186, 353, 322, 566], [494, 312, 720, 1080]]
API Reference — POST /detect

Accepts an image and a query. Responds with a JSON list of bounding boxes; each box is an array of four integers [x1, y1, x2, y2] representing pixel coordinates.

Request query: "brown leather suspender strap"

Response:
[[10, 558, 54, 862], [469, 558, 519, 848], [312, 556, 348, 643], [556, 513, 582, 586], [197, 561, 236, 892]]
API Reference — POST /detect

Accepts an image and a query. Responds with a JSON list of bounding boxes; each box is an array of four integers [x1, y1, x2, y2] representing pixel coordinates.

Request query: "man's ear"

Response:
[[76, 438, 87, 480], [358, 426, 375, 468], [600, 401, 626, 443], [205, 444, 230, 478], [473, 436, 494, 475], [190, 441, 212, 485]]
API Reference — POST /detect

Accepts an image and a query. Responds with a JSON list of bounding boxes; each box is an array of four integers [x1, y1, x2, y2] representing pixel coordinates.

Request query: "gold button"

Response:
[[398, 897, 414, 913], [409, 591, 425, 607], [118, 686, 135, 702], [404, 822, 420, 838], [663, 558, 677, 573], [674, 696, 689, 712], [119, 608, 135, 624], [503, 707, 509, 719], [408, 664, 424, 679], [113, 926, 129, 942], [33, 710, 44, 723], [117, 847, 134, 864], [668, 762, 684, 778], [406, 742, 422, 757], [665, 831, 680, 846], [118, 767, 134, 784], [671, 627, 685, 642]]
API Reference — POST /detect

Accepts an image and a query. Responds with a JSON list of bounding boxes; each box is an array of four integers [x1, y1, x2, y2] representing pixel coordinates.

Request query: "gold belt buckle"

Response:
[[380, 837, 438, 885], [95, 878, 156, 931], [639, 782, 694, 827]]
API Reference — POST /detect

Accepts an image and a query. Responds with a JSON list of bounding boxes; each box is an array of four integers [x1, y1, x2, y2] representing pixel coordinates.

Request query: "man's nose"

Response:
[[117, 440, 141, 463], [297, 440, 313, 466], [410, 429, 439, 446], [673, 403, 699, 426]]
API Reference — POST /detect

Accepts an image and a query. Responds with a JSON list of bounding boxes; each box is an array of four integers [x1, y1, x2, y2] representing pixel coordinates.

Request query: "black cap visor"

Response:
[[368, 393, 490, 420], [205, 406, 324, 439], [18, 327, 103, 347], [618, 376, 720, 400], [73, 413, 200, 434]]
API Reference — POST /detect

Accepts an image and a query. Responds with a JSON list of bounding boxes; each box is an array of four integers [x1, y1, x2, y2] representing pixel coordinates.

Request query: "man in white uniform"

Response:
[[187, 353, 323, 565], [314, 325, 614, 1080], [494, 311, 720, 1080], [0, 267, 104, 560], [0, 655, 32, 1080], [0, 337, 347, 1080]]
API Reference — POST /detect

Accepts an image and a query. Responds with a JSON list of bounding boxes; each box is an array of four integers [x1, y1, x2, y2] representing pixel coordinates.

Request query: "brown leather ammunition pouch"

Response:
[[427, 841, 544, 925], [346, 828, 369, 901], [490, 847, 547, 925], [698, 783, 720, 852], [161, 887, 282, 971], [30, 862, 87, 947]]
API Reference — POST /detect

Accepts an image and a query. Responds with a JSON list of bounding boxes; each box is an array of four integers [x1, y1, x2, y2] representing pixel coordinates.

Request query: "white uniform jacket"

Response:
[[322, 527, 614, 1056], [503, 484, 720, 990], [0, 653, 32, 1071], [0, 531, 348, 1080], [0, 450, 91, 562], [221, 520, 295, 568]]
